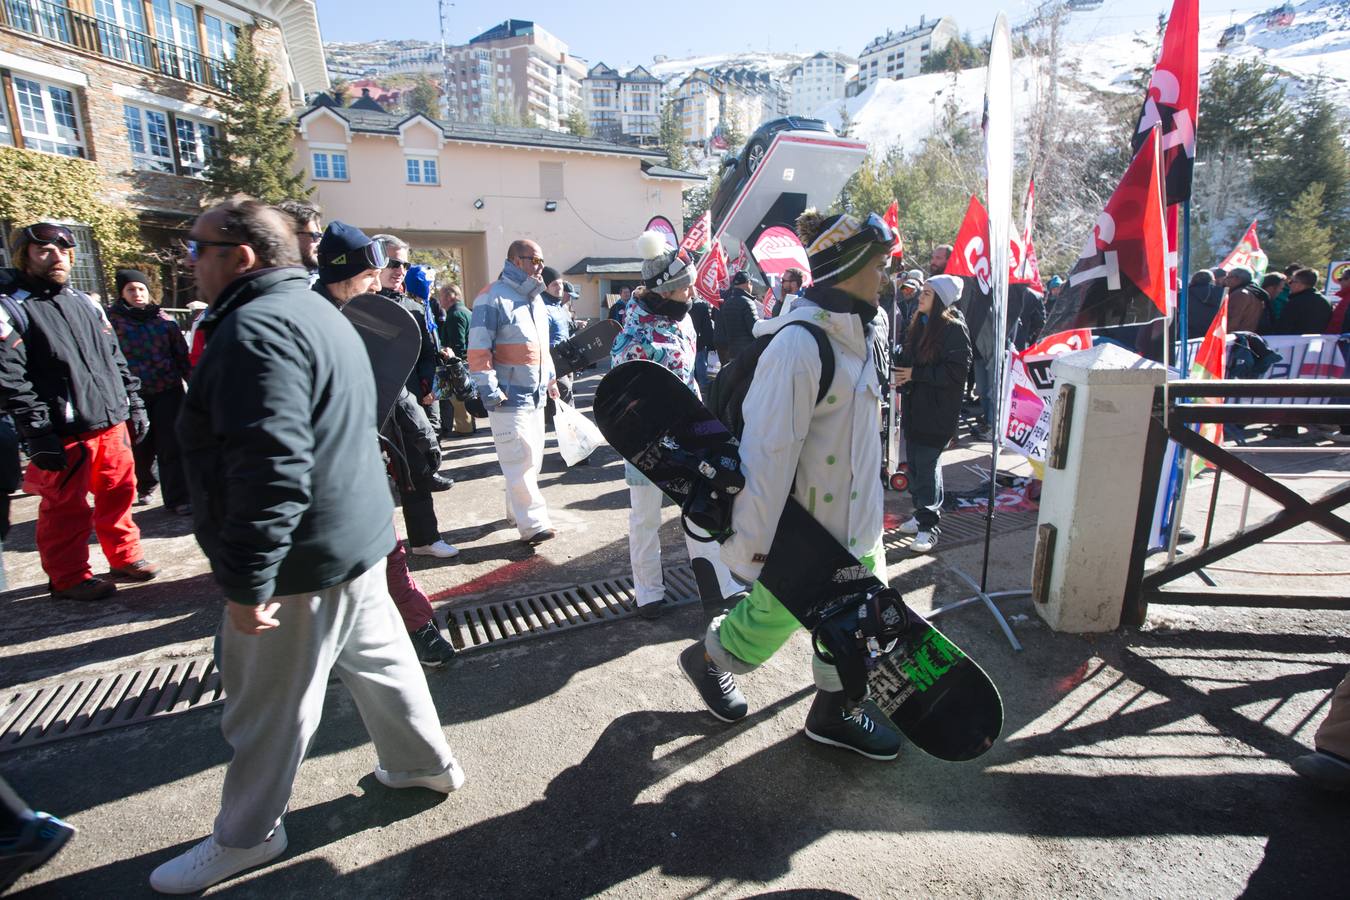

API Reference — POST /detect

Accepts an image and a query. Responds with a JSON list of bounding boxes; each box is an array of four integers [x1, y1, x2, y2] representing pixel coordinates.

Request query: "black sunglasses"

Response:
[[23, 223, 76, 250], [186, 239, 244, 262], [385, 259, 410, 271]]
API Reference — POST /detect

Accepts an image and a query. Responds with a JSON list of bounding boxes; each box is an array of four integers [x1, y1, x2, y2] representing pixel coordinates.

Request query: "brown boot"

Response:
[[50, 577, 118, 601], [109, 559, 159, 582]]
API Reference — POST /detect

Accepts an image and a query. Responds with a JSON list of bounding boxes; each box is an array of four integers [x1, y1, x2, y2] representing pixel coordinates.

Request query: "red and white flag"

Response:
[[944, 195, 993, 294], [1044, 126, 1170, 332], [680, 212, 711, 256], [1011, 179, 1044, 292], [695, 241, 728, 304], [1132, 0, 1199, 205], [1188, 296, 1227, 475], [1219, 220, 1269, 275], [882, 200, 905, 260]]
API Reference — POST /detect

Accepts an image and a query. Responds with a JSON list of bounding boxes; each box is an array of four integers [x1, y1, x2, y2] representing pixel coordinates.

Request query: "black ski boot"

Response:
[[678, 642, 748, 722], [803, 690, 901, 760]]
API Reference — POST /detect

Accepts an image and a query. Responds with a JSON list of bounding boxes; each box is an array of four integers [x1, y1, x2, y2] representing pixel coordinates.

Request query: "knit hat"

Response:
[[796, 209, 893, 287], [637, 230, 695, 294], [540, 265, 561, 286], [928, 274, 964, 308], [404, 264, 434, 301], [317, 221, 384, 285], [115, 269, 150, 295]]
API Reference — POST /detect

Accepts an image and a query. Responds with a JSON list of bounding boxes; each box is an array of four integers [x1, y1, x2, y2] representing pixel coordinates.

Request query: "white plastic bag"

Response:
[[554, 399, 605, 466]]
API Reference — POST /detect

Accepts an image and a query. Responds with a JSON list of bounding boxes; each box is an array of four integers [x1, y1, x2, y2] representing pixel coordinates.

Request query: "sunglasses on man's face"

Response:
[[385, 259, 410, 271], [186, 239, 244, 262], [515, 255, 544, 266], [23, 223, 77, 250]]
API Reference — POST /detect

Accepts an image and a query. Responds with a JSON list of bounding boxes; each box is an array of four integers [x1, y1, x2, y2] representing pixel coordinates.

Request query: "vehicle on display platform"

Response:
[[708, 117, 835, 229]]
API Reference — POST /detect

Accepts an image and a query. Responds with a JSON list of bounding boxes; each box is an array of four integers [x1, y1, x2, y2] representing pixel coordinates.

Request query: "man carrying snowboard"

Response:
[[679, 209, 902, 760]]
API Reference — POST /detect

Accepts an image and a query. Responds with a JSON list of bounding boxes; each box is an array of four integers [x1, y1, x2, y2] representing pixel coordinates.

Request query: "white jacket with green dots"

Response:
[[719, 299, 886, 583]]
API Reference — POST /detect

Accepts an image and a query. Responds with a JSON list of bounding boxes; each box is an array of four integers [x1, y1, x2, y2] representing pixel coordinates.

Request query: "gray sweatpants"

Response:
[[212, 559, 454, 848]]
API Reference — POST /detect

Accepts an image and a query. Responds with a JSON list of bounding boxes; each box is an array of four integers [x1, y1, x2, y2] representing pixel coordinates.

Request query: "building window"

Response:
[[122, 104, 172, 171], [312, 151, 347, 180], [94, 0, 152, 67], [203, 15, 239, 61], [14, 77, 85, 158], [405, 157, 438, 184], [176, 116, 215, 177]]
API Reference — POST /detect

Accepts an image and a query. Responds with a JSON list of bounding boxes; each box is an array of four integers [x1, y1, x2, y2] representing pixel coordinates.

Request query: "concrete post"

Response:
[[1034, 343, 1165, 632]]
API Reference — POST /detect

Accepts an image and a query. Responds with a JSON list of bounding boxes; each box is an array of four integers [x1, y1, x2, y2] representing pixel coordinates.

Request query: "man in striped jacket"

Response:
[[469, 239, 558, 544]]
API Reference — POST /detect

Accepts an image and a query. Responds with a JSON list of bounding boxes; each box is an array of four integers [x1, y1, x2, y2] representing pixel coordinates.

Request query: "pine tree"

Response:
[[658, 100, 687, 170], [408, 76, 439, 119], [1198, 57, 1287, 158], [836, 103, 853, 138], [205, 31, 308, 202], [1254, 78, 1350, 233], [1267, 182, 1334, 271], [330, 78, 350, 107], [563, 108, 590, 137], [721, 109, 745, 153]]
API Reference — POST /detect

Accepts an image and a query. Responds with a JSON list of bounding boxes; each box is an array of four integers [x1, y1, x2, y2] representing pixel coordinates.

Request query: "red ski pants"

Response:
[[22, 423, 143, 590]]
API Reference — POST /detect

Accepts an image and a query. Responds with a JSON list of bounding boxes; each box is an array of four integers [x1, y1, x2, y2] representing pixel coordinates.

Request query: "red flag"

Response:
[[882, 200, 904, 259], [1011, 180, 1045, 292], [1045, 127, 1169, 332], [944, 195, 993, 294], [1188, 296, 1227, 474], [695, 241, 728, 304], [1219, 220, 1269, 275], [1132, 0, 1199, 204], [680, 212, 711, 255]]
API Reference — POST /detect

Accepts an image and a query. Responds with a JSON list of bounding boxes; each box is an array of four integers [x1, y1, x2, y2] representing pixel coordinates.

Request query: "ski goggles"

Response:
[[22, 223, 77, 250], [807, 213, 895, 285], [321, 239, 387, 272]]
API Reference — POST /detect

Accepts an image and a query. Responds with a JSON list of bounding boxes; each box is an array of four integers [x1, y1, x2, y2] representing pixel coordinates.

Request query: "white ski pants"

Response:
[[489, 404, 551, 539], [626, 464, 742, 607]]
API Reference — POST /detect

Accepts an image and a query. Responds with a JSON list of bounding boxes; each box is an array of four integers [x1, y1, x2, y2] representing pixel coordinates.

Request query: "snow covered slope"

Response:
[[826, 0, 1350, 159]]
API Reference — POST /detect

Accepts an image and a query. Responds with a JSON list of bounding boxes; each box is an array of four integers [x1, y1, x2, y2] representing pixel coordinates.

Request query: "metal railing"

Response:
[[0, 0, 230, 92]]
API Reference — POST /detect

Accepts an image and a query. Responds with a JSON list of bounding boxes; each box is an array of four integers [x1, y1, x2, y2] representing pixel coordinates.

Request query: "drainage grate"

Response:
[[0, 655, 223, 753], [883, 507, 1039, 553], [0, 565, 701, 753]]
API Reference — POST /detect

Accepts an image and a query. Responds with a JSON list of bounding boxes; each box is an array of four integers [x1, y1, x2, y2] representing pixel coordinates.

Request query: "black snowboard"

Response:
[[552, 318, 621, 379], [594, 360, 1003, 761], [342, 293, 420, 424]]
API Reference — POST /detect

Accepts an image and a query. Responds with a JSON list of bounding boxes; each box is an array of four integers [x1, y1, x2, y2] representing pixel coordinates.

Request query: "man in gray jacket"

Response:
[[152, 200, 463, 894]]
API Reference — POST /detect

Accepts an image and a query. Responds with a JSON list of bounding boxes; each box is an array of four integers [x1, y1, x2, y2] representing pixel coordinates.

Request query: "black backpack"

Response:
[[707, 320, 835, 437]]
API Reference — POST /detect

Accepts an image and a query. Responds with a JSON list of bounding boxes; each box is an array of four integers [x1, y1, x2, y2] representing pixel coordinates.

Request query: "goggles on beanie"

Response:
[[322, 240, 387, 272], [807, 212, 894, 285], [23, 223, 77, 250]]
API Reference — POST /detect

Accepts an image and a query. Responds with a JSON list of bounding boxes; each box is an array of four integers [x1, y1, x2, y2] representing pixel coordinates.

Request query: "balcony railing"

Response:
[[0, 0, 231, 92]]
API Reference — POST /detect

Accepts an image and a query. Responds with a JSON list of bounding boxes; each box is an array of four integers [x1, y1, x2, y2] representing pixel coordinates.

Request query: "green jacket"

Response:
[[177, 268, 395, 604]]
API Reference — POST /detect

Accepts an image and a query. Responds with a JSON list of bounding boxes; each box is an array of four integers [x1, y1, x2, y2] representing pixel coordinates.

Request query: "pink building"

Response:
[[295, 100, 703, 316]]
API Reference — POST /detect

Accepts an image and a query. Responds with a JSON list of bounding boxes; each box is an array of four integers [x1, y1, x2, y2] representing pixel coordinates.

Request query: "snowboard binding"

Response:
[[653, 436, 744, 543], [811, 586, 915, 703]]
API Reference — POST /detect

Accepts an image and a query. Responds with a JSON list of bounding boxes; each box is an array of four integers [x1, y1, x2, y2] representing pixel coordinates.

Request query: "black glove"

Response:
[[129, 407, 150, 445], [465, 394, 488, 420], [27, 433, 68, 472]]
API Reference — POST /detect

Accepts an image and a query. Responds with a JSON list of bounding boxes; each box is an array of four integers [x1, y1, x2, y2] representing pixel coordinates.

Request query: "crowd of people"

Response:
[[0, 196, 1347, 893]]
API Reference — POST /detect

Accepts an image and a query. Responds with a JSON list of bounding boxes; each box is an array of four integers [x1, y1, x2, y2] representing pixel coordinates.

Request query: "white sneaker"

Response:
[[410, 540, 459, 558], [375, 757, 466, 794], [911, 531, 937, 553], [898, 516, 920, 535], [149, 826, 288, 894]]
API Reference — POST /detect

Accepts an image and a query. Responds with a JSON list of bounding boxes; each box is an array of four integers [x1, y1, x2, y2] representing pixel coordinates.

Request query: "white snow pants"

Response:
[[489, 403, 551, 539], [626, 464, 742, 607], [213, 559, 454, 848]]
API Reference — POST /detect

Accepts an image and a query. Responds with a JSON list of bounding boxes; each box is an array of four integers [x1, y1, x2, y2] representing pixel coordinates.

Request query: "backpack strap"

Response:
[[779, 320, 835, 405], [0, 289, 31, 337]]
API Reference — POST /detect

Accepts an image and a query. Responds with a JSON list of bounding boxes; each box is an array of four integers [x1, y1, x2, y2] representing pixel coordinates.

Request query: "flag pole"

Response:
[[1178, 199, 1191, 373]]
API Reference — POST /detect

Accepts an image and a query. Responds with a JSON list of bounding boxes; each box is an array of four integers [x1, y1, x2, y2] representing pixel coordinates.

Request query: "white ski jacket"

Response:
[[720, 300, 885, 583]]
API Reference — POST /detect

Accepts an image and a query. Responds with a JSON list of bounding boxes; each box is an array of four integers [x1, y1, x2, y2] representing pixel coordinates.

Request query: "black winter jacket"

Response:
[[1274, 289, 1333, 335], [689, 299, 716, 352], [715, 287, 759, 363], [177, 268, 395, 604], [0, 269, 142, 438], [898, 311, 973, 448]]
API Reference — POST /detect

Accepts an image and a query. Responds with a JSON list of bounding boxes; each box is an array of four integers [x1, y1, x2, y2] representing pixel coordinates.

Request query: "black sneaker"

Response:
[[803, 690, 901, 760], [410, 620, 456, 668], [678, 642, 747, 722], [0, 811, 76, 893]]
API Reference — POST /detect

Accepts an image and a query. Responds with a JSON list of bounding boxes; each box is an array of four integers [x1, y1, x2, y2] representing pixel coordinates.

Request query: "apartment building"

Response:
[[671, 67, 780, 147], [0, 0, 326, 295], [443, 19, 586, 129], [295, 102, 703, 316], [856, 15, 958, 90], [787, 52, 857, 117], [581, 62, 661, 145]]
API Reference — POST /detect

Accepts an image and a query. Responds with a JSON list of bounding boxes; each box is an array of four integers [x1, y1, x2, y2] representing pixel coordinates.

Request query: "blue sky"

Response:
[[316, 1, 1276, 66]]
